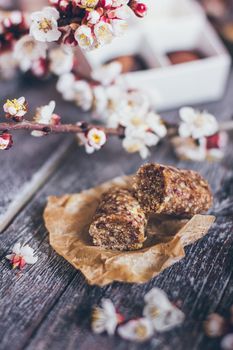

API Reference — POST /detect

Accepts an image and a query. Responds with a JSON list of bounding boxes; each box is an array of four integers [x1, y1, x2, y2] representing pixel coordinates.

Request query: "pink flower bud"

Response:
[[62, 29, 78, 46], [130, 1, 147, 18], [205, 132, 228, 150], [0, 132, 13, 150], [51, 114, 61, 125]]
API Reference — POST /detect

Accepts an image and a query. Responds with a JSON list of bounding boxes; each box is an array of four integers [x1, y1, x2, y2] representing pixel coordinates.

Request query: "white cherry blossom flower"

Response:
[[92, 299, 122, 335], [87, 128, 107, 149], [94, 21, 113, 46], [91, 61, 122, 86], [78, 128, 106, 154], [120, 109, 166, 137], [143, 288, 185, 332], [87, 10, 101, 24], [179, 107, 219, 140], [105, 85, 126, 114], [118, 318, 154, 342], [57, 73, 76, 101], [6, 242, 38, 269], [93, 85, 108, 115], [172, 130, 227, 162], [123, 126, 159, 159], [74, 80, 93, 110], [74, 25, 94, 50], [49, 46, 74, 75], [172, 137, 207, 162], [122, 90, 151, 118], [3, 97, 27, 120], [111, 19, 128, 36], [31, 100, 61, 137], [30, 7, 61, 42], [14, 35, 47, 72]]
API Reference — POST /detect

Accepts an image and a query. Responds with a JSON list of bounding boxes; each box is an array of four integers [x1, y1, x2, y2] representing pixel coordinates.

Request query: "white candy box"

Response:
[[86, 0, 231, 111]]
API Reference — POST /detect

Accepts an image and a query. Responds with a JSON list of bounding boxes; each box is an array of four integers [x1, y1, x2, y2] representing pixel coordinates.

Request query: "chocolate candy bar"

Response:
[[133, 163, 213, 216], [89, 188, 147, 251]]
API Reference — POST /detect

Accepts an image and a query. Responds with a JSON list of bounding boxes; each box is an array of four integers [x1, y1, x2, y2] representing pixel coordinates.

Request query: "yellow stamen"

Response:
[[92, 308, 102, 322], [135, 325, 148, 338], [39, 18, 52, 33], [149, 306, 160, 318], [131, 116, 143, 126], [79, 34, 91, 46], [5, 99, 25, 112], [92, 134, 101, 144]]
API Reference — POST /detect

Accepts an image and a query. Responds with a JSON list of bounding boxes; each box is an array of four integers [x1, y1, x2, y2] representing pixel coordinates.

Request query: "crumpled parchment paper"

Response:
[[44, 176, 215, 286]]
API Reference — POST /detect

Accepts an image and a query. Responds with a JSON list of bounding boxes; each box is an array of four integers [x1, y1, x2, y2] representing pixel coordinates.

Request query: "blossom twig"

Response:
[[0, 120, 124, 137], [0, 98, 231, 160]]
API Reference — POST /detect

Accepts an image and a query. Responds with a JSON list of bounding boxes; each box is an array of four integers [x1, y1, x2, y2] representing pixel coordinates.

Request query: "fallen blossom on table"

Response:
[[221, 334, 233, 350], [118, 318, 154, 342], [91, 288, 185, 342], [92, 299, 123, 335], [204, 307, 233, 349], [204, 313, 227, 338], [143, 288, 185, 332], [6, 242, 38, 269]]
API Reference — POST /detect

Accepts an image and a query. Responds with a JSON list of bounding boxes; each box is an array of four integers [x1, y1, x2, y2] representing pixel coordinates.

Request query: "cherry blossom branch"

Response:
[[0, 118, 232, 135], [0, 120, 125, 137], [0, 96, 231, 161]]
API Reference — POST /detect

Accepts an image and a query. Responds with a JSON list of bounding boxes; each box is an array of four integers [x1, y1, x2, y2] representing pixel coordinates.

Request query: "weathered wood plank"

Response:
[[0, 126, 232, 350], [23, 218, 233, 350], [0, 72, 233, 350]]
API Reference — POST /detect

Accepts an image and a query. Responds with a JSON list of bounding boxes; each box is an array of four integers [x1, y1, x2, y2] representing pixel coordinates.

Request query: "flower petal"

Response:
[[118, 318, 154, 342], [24, 255, 38, 264], [178, 123, 192, 138], [12, 242, 22, 255], [6, 254, 14, 260], [179, 107, 196, 122]]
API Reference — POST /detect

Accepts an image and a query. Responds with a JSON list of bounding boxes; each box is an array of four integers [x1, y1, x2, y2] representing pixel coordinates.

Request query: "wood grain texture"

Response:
[[0, 73, 233, 350], [0, 77, 87, 232]]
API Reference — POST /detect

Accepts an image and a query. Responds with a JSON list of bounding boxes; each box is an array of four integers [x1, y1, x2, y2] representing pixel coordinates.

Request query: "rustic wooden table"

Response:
[[0, 73, 232, 350]]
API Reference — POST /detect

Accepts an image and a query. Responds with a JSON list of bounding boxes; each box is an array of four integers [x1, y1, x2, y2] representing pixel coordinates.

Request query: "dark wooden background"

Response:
[[0, 69, 233, 350]]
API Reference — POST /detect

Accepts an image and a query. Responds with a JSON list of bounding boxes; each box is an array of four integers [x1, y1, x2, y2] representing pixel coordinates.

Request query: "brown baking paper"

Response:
[[44, 176, 215, 286]]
